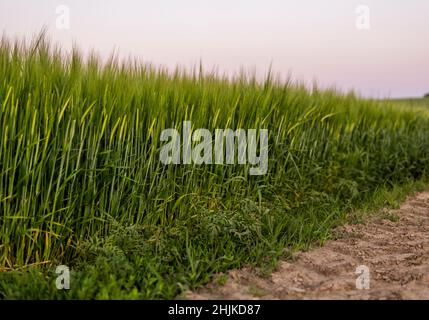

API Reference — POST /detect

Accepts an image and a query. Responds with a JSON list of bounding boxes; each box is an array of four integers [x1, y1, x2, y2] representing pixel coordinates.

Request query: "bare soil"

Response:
[[187, 191, 429, 300]]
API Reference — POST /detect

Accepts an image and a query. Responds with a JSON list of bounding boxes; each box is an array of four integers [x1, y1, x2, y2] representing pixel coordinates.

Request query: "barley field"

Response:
[[1, 34, 429, 299]]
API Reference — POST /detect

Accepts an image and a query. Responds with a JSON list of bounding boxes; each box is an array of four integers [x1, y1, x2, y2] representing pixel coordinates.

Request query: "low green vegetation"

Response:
[[1, 34, 429, 299], [388, 96, 429, 109]]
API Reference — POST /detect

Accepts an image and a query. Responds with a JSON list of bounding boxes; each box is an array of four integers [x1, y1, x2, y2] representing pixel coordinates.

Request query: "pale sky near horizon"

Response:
[[0, 0, 428, 98]]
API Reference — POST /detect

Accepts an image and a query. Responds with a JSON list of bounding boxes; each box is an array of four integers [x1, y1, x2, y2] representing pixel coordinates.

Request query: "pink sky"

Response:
[[1, 0, 428, 98]]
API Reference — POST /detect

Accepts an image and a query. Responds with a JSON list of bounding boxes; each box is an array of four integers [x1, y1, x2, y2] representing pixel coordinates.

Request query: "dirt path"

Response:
[[187, 191, 429, 300]]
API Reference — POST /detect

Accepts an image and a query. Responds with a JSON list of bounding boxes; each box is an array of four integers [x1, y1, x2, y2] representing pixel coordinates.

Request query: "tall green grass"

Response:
[[1, 34, 429, 298]]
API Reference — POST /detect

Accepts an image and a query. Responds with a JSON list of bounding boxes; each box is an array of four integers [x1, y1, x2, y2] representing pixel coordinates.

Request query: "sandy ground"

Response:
[[187, 191, 429, 300]]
